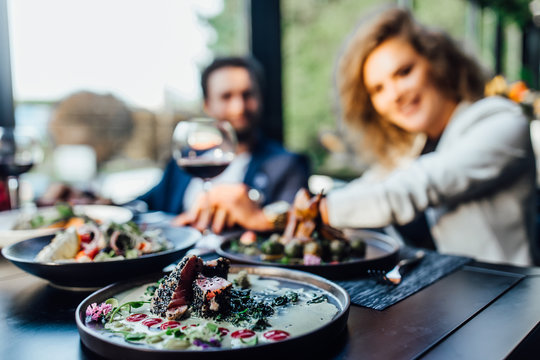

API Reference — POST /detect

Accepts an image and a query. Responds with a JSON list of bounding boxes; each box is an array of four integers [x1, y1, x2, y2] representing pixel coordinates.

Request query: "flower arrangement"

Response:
[[485, 75, 540, 120]]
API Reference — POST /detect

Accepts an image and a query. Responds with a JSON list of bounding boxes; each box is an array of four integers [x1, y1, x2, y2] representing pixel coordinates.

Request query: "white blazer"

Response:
[[327, 96, 536, 266]]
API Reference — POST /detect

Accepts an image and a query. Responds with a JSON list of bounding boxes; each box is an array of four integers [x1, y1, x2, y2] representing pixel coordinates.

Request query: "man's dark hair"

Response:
[[200, 56, 265, 99]]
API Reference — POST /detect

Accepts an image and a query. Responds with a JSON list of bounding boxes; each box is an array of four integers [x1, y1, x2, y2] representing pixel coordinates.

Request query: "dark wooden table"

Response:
[[1, 253, 540, 360]]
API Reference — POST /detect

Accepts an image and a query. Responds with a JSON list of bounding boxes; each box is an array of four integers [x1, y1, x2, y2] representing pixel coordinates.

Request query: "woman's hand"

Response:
[[171, 184, 273, 234]]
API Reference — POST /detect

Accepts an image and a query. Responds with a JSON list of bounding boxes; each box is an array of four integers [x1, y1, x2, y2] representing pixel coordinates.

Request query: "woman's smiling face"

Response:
[[363, 36, 457, 139]]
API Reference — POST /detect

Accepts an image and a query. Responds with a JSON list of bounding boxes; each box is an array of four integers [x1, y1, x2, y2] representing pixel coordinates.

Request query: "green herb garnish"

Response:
[[110, 330, 147, 342], [251, 318, 271, 331], [307, 294, 327, 304], [125, 332, 147, 341], [29, 215, 45, 229], [221, 289, 274, 330], [55, 203, 75, 219], [108, 300, 150, 323], [272, 291, 299, 306], [144, 277, 165, 297]]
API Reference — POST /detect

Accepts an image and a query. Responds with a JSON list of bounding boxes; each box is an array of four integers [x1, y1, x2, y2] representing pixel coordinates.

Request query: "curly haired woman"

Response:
[[318, 7, 537, 265]]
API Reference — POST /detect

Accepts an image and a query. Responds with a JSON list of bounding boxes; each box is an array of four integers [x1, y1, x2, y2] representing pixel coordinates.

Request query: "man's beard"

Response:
[[234, 126, 254, 144]]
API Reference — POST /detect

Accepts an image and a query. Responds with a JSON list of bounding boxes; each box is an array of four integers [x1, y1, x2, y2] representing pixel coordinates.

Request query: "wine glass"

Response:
[[0, 126, 44, 210], [171, 117, 237, 232]]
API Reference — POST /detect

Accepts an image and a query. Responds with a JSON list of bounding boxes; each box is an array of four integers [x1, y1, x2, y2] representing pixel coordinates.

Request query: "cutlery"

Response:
[[368, 250, 426, 285]]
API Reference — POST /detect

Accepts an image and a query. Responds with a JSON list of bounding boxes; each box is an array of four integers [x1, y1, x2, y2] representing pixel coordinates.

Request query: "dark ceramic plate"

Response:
[[217, 229, 401, 279], [75, 265, 350, 360], [1, 226, 201, 289]]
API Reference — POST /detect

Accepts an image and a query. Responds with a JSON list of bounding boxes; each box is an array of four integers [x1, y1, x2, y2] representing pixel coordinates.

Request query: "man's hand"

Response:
[[171, 184, 273, 234]]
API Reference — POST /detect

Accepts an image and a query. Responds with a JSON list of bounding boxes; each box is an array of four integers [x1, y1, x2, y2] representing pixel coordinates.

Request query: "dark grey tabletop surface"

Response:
[[2, 249, 540, 359]]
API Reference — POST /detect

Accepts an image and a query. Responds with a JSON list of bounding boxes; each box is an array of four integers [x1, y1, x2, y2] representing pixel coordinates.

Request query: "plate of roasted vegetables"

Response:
[[1, 220, 201, 289], [76, 255, 350, 359], [0, 203, 133, 247], [217, 189, 400, 279]]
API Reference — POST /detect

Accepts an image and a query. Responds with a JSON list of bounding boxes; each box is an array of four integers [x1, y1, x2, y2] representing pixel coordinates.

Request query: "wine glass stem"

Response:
[[7, 176, 20, 210], [202, 179, 213, 235], [203, 179, 212, 193]]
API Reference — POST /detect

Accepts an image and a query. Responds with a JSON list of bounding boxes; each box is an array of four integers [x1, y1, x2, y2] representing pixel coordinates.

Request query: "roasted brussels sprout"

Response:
[[284, 240, 303, 258], [329, 239, 348, 261], [243, 246, 260, 256], [319, 237, 331, 260], [350, 238, 366, 257], [303, 241, 322, 257], [268, 233, 281, 243], [260, 239, 284, 255]]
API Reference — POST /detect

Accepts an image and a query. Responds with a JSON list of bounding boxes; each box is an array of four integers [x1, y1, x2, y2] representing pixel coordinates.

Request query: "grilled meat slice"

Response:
[[150, 255, 203, 320], [319, 223, 347, 241], [295, 220, 317, 243], [192, 274, 232, 318], [201, 257, 230, 278], [294, 190, 321, 220], [281, 189, 323, 244]]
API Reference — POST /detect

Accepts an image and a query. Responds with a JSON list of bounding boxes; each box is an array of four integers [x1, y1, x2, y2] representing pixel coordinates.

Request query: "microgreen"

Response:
[[307, 294, 327, 304], [272, 290, 299, 306], [144, 277, 165, 297], [108, 300, 150, 323], [223, 288, 275, 329], [111, 330, 147, 342]]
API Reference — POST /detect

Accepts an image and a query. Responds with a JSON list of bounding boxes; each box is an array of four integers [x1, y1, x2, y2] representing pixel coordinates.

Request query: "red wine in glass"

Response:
[[172, 117, 237, 181], [176, 158, 231, 179], [171, 118, 237, 234], [0, 126, 43, 209], [0, 160, 34, 178]]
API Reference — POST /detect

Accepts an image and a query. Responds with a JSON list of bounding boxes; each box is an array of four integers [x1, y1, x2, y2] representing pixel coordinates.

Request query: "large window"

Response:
[[6, 0, 249, 203], [3, 0, 536, 203]]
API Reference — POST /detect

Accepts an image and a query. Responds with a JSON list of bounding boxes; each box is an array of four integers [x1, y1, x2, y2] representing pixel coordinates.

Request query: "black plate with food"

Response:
[[75, 263, 350, 359], [217, 229, 400, 279], [1, 226, 201, 289], [0, 204, 134, 248]]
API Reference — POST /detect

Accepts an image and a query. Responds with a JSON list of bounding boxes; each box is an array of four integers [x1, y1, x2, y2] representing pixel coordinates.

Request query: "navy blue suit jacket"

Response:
[[137, 138, 310, 214]]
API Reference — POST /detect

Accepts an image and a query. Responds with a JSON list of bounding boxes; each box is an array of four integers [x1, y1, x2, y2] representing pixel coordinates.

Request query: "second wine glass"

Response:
[[171, 117, 237, 232], [0, 126, 44, 210]]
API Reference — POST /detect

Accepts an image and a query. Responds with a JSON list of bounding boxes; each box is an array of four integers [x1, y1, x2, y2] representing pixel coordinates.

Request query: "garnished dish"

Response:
[[229, 229, 366, 266], [0, 203, 133, 247], [228, 189, 366, 266], [1, 226, 201, 288], [218, 189, 401, 278], [35, 220, 172, 263], [12, 203, 84, 230], [76, 258, 350, 358]]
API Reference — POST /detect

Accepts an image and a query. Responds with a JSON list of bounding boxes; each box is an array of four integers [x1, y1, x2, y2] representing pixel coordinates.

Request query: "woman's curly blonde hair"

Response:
[[337, 7, 487, 168]]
